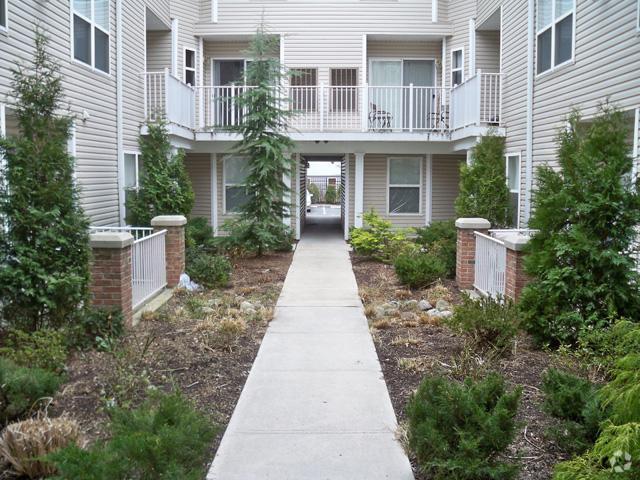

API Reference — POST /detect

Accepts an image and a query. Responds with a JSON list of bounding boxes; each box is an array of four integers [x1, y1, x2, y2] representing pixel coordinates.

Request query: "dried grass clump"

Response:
[[197, 318, 247, 351], [391, 334, 422, 347], [397, 357, 428, 373], [394, 289, 413, 300], [371, 318, 393, 330], [0, 416, 85, 478], [424, 282, 452, 306]]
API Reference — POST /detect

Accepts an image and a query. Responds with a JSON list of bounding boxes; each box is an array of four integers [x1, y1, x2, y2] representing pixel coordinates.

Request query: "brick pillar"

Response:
[[504, 236, 531, 302], [455, 218, 491, 290], [151, 215, 187, 287], [89, 232, 134, 326]]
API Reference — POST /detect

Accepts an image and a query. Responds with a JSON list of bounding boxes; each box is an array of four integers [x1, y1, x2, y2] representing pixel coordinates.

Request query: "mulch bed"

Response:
[[350, 253, 573, 480], [49, 251, 293, 466]]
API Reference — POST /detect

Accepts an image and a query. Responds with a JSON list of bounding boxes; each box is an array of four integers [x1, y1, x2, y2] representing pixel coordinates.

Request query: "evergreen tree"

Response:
[[520, 107, 640, 346], [0, 31, 91, 331], [455, 132, 512, 227], [221, 24, 295, 255], [126, 120, 194, 226]]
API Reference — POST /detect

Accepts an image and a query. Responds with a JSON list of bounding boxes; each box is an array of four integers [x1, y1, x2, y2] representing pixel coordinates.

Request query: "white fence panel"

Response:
[[131, 230, 167, 309], [450, 74, 480, 130], [474, 231, 506, 298], [479, 73, 502, 125]]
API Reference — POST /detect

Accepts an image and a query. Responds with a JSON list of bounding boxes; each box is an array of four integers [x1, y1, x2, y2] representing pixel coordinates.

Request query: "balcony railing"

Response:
[[142, 72, 502, 135]]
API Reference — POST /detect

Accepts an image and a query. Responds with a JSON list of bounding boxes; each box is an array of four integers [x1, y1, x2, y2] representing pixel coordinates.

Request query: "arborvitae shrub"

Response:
[[446, 295, 520, 353], [519, 108, 640, 346], [220, 25, 294, 255], [126, 120, 194, 226], [308, 183, 321, 204], [0, 31, 91, 331], [394, 253, 447, 289], [455, 132, 511, 227], [324, 185, 338, 204], [541, 369, 605, 454], [414, 220, 457, 277], [186, 217, 218, 255], [0, 358, 62, 423], [51, 392, 217, 480], [406, 373, 521, 480]]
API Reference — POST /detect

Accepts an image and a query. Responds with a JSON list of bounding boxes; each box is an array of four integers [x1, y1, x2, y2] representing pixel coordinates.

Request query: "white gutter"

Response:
[[116, 0, 125, 225], [524, 0, 535, 225]]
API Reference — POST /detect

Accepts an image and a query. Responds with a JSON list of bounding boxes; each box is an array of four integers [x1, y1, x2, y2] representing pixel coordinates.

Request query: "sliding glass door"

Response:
[[212, 60, 246, 128]]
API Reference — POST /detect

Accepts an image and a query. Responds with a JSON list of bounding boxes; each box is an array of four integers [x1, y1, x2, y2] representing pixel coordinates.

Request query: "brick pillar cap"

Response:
[[455, 218, 491, 229], [151, 215, 187, 227], [90, 232, 134, 249], [503, 235, 530, 252]]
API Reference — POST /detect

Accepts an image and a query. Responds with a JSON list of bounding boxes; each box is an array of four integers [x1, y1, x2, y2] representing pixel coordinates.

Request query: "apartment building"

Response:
[[1, 0, 639, 235]]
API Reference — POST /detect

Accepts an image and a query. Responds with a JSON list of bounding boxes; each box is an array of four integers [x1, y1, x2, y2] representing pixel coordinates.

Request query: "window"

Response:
[[184, 48, 196, 86], [451, 49, 464, 86], [536, 0, 574, 74], [123, 152, 142, 222], [506, 154, 520, 227], [72, 0, 110, 73], [290, 68, 317, 112], [388, 157, 421, 214], [224, 156, 251, 213], [0, 0, 7, 29], [330, 68, 358, 112]]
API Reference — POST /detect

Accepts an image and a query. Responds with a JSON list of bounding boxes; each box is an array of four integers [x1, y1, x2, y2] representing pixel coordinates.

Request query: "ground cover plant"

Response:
[[394, 252, 447, 289], [414, 220, 457, 277]]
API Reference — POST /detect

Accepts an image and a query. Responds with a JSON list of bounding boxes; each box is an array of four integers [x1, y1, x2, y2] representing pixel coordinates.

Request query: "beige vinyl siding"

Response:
[[367, 41, 443, 85], [477, 0, 503, 27], [123, 0, 146, 154], [475, 30, 501, 73], [146, 0, 171, 27], [444, 0, 476, 88], [431, 154, 463, 220], [146, 30, 172, 71], [185, 153, 212, 224], [171, 0, 200, 84], [0, 1, 120, 226], [203, 41, 251, 86], [362, 154, 426, 228]]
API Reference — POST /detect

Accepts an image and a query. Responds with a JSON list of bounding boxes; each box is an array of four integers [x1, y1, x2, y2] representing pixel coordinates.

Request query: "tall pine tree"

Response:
[[520, 107, 640, 346], [221, 24, 295, 255], [0, 31, 91, 331]]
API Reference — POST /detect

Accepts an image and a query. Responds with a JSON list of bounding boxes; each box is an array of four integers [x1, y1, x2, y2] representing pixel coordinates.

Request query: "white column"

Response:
[[441, 37, 447, 88], [211, 153, 218, 234], [283, 167, 291, 227], [343, 154, 351, 240], [212, 0, 219, 23], [633, 107, 640, 182], [354, 153, 365, 228], [425, 154, 432, 225], [432, 0, 438, 23], [468, 18, 476, 76], [295, 154, 302, 240], [171, 18, 179, 77], [116, 0, 124, 225], [361, 34, 367, 85], [198, 37, 204, 128]]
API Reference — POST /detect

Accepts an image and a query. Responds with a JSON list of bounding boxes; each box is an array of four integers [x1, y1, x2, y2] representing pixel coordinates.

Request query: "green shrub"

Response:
[[186, 217, 217, 255], [0, 329, 67, 373], [577, 320, 640, 373], [455, 132, 512, 227], [0, 31, 91, 331], [71, 308, 125, 350], [50, 392, 217, 479], [519, 108, 640, 346], [324, 185, 338, 204], [308, 183, 321, 203], [350, 211, 412, 263], [599, 354, 640, 426], [186, 253, 232, 289], [407, 373, 521, 480], [541, 369, 605, 454], [394, 252, 446, 289], [447, 295, 519, 353], [414, 220, 457, 277], [0, 358, 62, 423]]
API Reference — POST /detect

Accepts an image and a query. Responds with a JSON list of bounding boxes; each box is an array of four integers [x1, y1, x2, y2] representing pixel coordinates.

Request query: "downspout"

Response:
[[116, 0, 125, 224], [524, 0, 535, 225]]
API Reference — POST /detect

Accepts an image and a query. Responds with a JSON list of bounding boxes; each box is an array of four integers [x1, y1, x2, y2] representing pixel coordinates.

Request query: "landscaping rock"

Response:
[[400, 312, 419, 323], [240, 301, 255, 313], [373, 306, 387, 320], [436, 299, 451, 312], [403, 300, 418, 310], [418, 300, 432, 311]]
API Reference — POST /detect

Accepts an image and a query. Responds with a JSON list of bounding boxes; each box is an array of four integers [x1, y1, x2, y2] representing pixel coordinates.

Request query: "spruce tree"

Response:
[[0, 31, 91, 331], [520, 107, 640, 346], [455, 132, 512, 227], [221, 24, 295, 255], [126, 120, 194, 226]]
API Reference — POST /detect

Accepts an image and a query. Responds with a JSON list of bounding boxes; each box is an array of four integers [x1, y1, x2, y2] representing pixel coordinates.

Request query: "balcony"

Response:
[[142, 72, 503, 141]]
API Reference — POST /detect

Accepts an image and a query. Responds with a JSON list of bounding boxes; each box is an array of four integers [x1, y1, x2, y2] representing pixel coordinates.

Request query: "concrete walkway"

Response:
[[207, 212, 414, 480]]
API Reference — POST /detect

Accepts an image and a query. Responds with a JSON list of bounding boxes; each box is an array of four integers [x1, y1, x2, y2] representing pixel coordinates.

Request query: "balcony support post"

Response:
[[409, 83, 414, 132], [354, 152, 364, 228], [361, 84, 368, 132], [319, 83, 325, 132]]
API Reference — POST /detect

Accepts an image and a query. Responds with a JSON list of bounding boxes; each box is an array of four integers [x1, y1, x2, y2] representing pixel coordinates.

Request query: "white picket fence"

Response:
[[89, 226, 167, 309], [474, 231, 507, 298]]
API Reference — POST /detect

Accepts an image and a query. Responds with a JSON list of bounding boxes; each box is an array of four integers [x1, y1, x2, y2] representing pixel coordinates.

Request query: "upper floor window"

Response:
[[330, 68, 358, 112], [184, 48, 196, 86], [72, 0, 110, 73], [290, 68, 318, 112], [0, 0, 7, 29], [451, 49, 464, 86], [536, 0, 574, 74]]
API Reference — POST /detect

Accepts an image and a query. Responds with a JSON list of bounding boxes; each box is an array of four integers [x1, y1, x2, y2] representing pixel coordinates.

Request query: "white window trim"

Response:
[[123, 151, 141, 190], [0, 0, 8, 31], [450, 48, 464, 86], [505, 152, 522, 228], [387, 156, 423, 216], [637, 0, 640, 32], [535, 0, 576, 77], [211, 0, 218, 23], [368, 58, 437, 87], [70, 0, 111, 76], [222, 155, 249, 215], [183, 47, 196, 85]]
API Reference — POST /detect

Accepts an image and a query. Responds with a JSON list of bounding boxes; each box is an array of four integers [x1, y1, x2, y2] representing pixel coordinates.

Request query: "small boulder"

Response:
[[436, 299, 451, 312], [418, 300, 432, 311], [439, 310, 453, 319], [373, 306, 387, 320], [403, 299, 419, 310], [400, 311, 419, 322]]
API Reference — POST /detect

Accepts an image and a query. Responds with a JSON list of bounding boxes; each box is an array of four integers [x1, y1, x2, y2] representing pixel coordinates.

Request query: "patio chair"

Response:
[[369, 102, 393, 131]]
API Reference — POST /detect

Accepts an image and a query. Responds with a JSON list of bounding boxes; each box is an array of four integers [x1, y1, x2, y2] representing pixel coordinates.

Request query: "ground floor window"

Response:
[[0, 0, 7, 29], [506, 153, 520, 226], [224, 155, 251, 213], [388, 157, 421, 214], [124, 152, 141, 222]]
